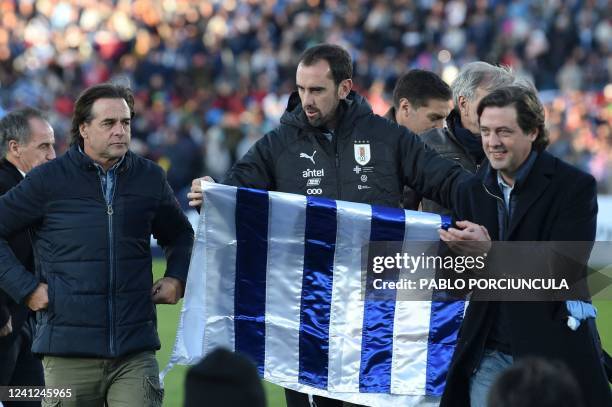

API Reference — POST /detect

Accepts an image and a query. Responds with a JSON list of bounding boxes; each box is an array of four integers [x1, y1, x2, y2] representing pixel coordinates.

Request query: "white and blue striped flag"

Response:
[[164, 182, 466, 406]]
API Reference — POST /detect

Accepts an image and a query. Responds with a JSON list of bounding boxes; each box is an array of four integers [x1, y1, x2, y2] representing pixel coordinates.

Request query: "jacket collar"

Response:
[[280, 90, 372, 139], [480, 151, 555, 239], [67, 143, 131, 173], [481, 151, 538, 195], [0, 157, 25, 181], [506, 151, 554, 237], [384, 107, 397, 123], [448, 109, 485, 163]]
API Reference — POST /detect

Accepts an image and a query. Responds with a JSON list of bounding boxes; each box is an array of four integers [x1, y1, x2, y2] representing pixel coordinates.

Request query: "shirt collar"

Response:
[[496, 150, 538, 192], [497, 171, 512, 191], [78, 145, 125, 173]]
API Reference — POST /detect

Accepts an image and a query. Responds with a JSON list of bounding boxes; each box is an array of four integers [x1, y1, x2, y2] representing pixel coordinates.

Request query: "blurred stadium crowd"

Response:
[[0, 0, 610, 198]]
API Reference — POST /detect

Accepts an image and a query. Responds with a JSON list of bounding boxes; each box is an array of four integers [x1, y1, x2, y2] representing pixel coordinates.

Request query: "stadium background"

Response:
[[0, 0, 610, 405]]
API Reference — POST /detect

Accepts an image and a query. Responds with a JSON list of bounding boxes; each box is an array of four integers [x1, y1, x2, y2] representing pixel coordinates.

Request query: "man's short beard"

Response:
[[307, 115, 325, 127], [307, 107, 337, 129]]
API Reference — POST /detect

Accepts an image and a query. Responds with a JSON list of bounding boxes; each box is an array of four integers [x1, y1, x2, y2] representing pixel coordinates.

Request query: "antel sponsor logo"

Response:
[[302, 169, 325, 178]]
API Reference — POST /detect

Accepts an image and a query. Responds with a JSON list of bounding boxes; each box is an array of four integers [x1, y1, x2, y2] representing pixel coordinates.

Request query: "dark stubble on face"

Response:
[[308, 100, 340, 130]]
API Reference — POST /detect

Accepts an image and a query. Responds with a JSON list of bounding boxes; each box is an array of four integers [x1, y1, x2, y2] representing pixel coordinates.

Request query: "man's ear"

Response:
[[338, 79, 352, 99], [528, 128, 538, 142], [399, 98, 413, 115], [457, 95, 468, 114], [79, 123, 88, 140], [7, 139, 20, 157]]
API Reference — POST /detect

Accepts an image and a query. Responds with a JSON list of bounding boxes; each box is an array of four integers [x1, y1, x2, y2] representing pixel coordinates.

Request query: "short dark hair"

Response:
[[70, 83, 135, 146], [0, 107, 48, 156], [477, 85, 549, 152], [487, 357, 583, 407], [392, 69, 452, 109], [298, 44, 353, 86]]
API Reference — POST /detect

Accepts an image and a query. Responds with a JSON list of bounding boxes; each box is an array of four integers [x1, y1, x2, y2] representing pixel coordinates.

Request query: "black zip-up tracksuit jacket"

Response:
[[0, 146, 194, 358], [223, 91, 470, 407], [224, 91, 469, 209]]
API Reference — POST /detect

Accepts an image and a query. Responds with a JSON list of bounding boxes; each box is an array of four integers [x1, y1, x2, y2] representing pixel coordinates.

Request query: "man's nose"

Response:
[[302, 91, 314, 106], [489, 132, 502, 146], [47, 148, 56, 160], [113, 124, 129, 139]]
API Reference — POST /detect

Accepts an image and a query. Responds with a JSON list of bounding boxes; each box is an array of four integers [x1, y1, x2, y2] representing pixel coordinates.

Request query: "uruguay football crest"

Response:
[[354, 143, 371, 166]]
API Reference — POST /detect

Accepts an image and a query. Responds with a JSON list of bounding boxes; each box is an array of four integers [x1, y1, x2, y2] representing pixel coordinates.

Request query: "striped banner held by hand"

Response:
[[164, 182, 465, 407]]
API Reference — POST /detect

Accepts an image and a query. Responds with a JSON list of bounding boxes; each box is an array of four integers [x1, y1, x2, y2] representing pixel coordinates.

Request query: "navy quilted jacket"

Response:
[[0, 145, 194, 357]]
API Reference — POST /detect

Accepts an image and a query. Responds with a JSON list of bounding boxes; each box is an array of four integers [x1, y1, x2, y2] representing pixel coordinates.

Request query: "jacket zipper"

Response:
[[99, 170, 118, 356], [107, 202, 115, 355], [333, 133, 342, 199], [482, 183, 503, 203], [482, 183, 509, 240], [475, 184, 510, 371]]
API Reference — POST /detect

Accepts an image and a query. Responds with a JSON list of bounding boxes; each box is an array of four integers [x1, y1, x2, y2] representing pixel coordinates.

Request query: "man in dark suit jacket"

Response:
[[438, 86, 611, 407], [0, 107, 55, 406]]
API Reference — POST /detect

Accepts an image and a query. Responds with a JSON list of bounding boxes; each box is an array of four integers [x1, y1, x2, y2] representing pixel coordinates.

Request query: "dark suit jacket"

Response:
[[0, 158, 34, 343], [441, 151, 612, 407]]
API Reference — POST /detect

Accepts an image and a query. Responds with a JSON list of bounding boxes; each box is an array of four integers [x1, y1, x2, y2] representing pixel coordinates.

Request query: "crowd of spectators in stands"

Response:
[[0, 0, 610, 196]]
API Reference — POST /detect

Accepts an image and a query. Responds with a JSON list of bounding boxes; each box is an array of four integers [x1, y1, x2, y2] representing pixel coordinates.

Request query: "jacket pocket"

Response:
[[46, 274, 55, 315], [144, 375, 164, 406]]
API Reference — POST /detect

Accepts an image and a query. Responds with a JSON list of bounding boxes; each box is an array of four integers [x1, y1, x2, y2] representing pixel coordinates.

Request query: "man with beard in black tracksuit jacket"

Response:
[[189, 44, 470, 407]]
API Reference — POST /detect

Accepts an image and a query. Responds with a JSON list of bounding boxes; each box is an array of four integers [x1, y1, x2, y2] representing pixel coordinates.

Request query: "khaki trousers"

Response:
[[41, 351, 163, 407]]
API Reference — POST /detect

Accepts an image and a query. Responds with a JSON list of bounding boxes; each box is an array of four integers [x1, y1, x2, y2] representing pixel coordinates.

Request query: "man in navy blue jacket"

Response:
[[0, 83, 194, 407]]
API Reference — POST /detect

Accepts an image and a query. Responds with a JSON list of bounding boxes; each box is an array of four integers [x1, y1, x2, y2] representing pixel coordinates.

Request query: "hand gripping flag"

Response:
[[163, 182, 466, 406]]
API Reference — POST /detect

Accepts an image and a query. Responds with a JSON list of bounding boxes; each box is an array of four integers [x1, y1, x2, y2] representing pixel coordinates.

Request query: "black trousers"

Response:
[[285, 388, 365, 407], [0, 332, 44, 407]]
